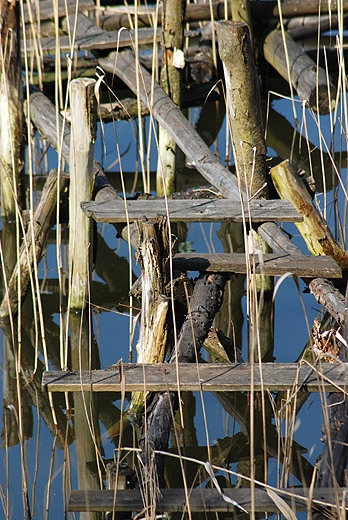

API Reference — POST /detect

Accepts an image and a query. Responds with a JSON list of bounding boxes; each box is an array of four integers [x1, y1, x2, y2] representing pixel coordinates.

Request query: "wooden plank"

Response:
[[42, 362, 348, 393], [68, 487, 348, 513], [173, 253, 342, 277], [80, 198, 302, 223], [22, 0, 95, 23], [24, 27, 161, 55]]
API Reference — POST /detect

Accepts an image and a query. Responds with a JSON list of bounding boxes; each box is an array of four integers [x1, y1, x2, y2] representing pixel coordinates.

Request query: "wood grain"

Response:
[[42, 362, 348, 393], [80, 198, 302, 223]]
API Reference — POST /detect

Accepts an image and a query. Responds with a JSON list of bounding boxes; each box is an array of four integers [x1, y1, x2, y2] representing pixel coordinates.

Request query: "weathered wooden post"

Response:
[[69, 76, 101, 520], [216, 21, 268, 198], [216, 22, 272, 509], [69, 78, 96, 310], [156, 0, 186, 195], [0, 0, 24, 221]]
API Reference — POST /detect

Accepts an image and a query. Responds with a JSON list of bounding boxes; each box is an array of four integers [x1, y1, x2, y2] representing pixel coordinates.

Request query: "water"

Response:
[[0, 84, 347, 519]]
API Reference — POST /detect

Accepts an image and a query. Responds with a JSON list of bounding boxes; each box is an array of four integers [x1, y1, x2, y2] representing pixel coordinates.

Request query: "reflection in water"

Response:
[[0, 90, 344, 518]]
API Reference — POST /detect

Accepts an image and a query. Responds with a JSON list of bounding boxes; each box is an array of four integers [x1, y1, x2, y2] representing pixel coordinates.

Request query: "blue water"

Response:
[[0, 89, 347, 519]]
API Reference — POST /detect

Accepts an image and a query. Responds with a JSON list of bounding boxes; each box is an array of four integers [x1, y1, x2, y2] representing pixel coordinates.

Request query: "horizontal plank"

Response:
[[42, 362, 348, 393], [173, 253, 342, 277], [80, 198, 302, 223], [24, 27, 161, 54], [22, 0, 95, 24], [68, 487, 348, 513]]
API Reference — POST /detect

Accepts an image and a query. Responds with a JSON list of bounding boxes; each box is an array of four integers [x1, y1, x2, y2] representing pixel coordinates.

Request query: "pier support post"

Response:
[[216, 20, 268, 198], [69, 78, 96, 310], [156, 0, 186, 195], [0, 0, 24, 220]]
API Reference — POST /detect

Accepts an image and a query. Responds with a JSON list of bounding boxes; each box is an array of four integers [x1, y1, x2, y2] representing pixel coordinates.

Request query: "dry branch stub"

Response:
[[263, 29, 336, 114], [216, 20, 268, 197]]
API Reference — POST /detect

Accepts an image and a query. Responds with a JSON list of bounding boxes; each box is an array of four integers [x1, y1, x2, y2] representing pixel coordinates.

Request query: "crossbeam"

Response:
[[68, 487, 348, 513], [42, 362, 348, 393]]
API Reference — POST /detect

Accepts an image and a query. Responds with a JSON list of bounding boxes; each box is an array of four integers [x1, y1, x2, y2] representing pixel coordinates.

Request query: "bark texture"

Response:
[[138, 273, 226, 490], [216, 21, 268, 197]]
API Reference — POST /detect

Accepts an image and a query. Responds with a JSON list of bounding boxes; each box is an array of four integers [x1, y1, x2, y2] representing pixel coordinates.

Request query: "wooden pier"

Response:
[[14, 0, 348, 515], [43, 191, 345, 515]]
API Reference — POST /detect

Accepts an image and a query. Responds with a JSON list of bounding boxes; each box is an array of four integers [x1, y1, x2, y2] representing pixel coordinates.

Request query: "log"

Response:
[[258, 222, 347, 325], [0, 170, 69, 320], [216, 21, 267, 197], [286, 14, 342, 40], [28, 88, 120, 205], [309, 279, 347, 325], [274, 0, 348, 18], [69, 78, 96, 310], [138, 273, 226, 489], [270, 160, 348, 269], [128, 219, 169, 420], [315, 288, 348, 491], [263, 28, 336, 114], [98, 50, 241, 201], [156, 0, 186, 195]]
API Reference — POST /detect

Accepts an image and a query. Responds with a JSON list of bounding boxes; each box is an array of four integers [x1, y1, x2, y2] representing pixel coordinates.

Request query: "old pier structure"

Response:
[[1, 0, 348, 517]]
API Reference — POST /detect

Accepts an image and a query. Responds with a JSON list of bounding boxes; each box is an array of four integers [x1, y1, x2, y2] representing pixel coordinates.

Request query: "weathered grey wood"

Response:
[[68, 487, 348, 512], [22, 0, 95, 23], [0, 0, 23, 220], [99, 50, 241, 201], [80, 199, 302, 223], [42, 362, 348, 393], [273, 0, 348, 18], [173, 253, 341, 277], [24, 27, 161, 55], [309, 278, 347, 324], [263, 29, 336, 114], [69, 78, 96, 310]]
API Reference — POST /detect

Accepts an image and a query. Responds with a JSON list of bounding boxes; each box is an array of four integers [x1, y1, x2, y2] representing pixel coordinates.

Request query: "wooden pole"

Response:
[[216, 21, 268, 198], [0, 0, 24, 220], [270, 159, 348, 269], [263, 29, 336, 114], [156, 0, 186, 195], [69, 78, 96, 310]]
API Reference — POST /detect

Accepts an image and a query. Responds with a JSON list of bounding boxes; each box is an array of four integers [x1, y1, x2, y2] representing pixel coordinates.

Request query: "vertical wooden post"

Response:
[[69, 78, 96, 310], [156, 0, 186, 196], [0, 0, 24, 220], [216, 21, 267, 198]]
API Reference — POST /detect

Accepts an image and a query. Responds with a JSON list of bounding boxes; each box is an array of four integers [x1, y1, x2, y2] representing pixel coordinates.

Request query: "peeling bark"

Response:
[[138, 273, 226, 489]]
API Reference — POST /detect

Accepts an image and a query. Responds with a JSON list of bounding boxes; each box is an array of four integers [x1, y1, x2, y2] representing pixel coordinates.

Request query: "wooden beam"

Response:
[[22, 0, 95, 23], [42, 362, 348, 393], [80, 198, 302, 223], [68, 487, 348, 513], [172, 253, 342, 278], [24, 27, 161, 55]]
